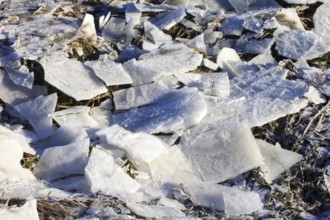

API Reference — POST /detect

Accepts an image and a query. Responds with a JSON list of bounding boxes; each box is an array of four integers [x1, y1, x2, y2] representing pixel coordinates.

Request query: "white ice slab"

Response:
[[84, 55, 133, 86], [13, 93, 57, 139], [101, 17, 126, 41], [275, 30, 329, 60], [184, 182, 263, 215], [0, 125, 35, 154], [5, 63, 34, 89], [85, 147, 141, 195], [80, 13, 97, 44], [304, 86, 326, 105], [203, 58, 219, 70], [175, 72, 230, 97], [257, 139, 302, 183], [40, 53, 107, 101], [144, 20, 172, 45], [220, 16, 244, 36], [95, 125, 168, 173], [274, 8, 305, 36], [180, 121, 264, 183], [47, 126, 88, 148], [248, 53, 278, 66], [34, 138, 90, 182], [0, 199, 39, 220], [122, 43, 203, 86], [228, 0, 256, 13], [313, 1, 330, 44], [0, 69, 47, 106], [152, 8, 186, 30], [49, 106, 98, 128], [217, 47, 242, 77], [113, 81, 176, 110], [158, 197, 186, 210], [113, 88, 207, 133], [126, 202, 186, 219]]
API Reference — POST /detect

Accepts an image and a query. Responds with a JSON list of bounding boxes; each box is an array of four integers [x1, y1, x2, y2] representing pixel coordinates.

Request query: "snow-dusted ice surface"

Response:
[[0, 199, 39, 220]]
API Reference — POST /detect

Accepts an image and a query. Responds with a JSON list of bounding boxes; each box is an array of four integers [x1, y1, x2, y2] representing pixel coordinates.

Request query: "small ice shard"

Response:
[[143, 20, 172, 47], [180, 121, 264, 183], [40, 52, 107, 101], [13, 93, 57, 139], [313, 1, 330, 44], [149, 145, 202, 184], [158, 197, 186, 210], [0, 199, 39, 220], [80, 13, 97, 44], [95, 125, 168, 173], [85, 147, 141, 195], [304, 86, 326, 105], [228, 0, 256, 13], [0, 125, 35, 154], [231, 67, 309, 127], [275, 30, 329, 60], [48, 106, 98, 128], [5, 63, 34, 89], [203, 58, 219, 70], [101, 17, 126, 41], [126, 202, 186, 219], [113, 88, 207, 133], [175, 72, 230, 97], [217, 47, 242, 77], [248, 53, 278, 66], [34, 138, 90, 182], [152, 8, 186, 30], [184, 182, 263, 215], [220, 16, 244, 36], [0, 69, 47, 106], [123, 43, 203, 86], [188, 33, 206, 52], [274, 8, 305, 35], [256, 139, 302, 183], [244, 38, 275, 54], [99, 12, 111, 31], [113, 80, 177, 110]]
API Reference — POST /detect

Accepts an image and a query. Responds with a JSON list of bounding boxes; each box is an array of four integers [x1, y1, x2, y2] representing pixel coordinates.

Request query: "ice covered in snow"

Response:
[[257, 139, 302, 183], [40, 52, 108, 101], [85, 56, 133, 86], [126, 202, 186, 219], [313, 1, 330, 44], [13, 93, 57, 139], [49, 106, 98, 128], [304, 86, 326, 105], [180, 121, 264, 183], [85, 147, 141, 195], [184, 182, 263, 215], [113, 88, 207, 133], [90, 107, 113, 128], [0, 69, 47, 106], [275, 30, 330, 60], [80, 14, 97, 44], [34, 138, 90, 182], [217, 47, 242, 77], [0, 199, 39, 220], [122, 43, 203, 86], [47, 126, 88, 148]]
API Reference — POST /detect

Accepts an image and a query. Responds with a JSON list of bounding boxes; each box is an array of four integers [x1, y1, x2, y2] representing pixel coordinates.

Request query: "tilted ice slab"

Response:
[[217, 47, 242, 77], [0, 69, 47, 106], [0, 199, 39, 220], [34, 138, 90, 182], [257, 139, 302, 183], [184, 182, 263, 215], [40, 53, 108, 101], [13, 93, 57, 139], [180, 121, 264, 183], [84, 55, 133, 86], [228, 0, 256, 13], [275, 30, 330, 60], [122, 43, 203, 86], [231, 67, 309, 127], [151, 8, 186, 30], [85, 147, 141, 195], [313, 1, 330, 44], [113, 88, 207, 133], [48, 106, 98, 128]]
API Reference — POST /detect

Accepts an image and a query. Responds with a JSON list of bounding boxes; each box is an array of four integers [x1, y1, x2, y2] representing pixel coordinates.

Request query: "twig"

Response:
[[302, 100, 330, 137]]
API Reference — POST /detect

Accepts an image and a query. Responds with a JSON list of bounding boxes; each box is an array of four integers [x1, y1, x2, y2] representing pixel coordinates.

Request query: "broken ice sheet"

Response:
[[13, 93, 57, 139], [122, 43, 203, 86], [256, 139, 302, 183], [48, 106, 98, 128], [220, 15, 244, 36], [0, 69, 47, 106], [275, 30, 330, 60], [184, 182, 263, 215], [5, 63, 34, 89], [126, 202, 186, 219], [180, 121, 264, 183], [216, 47, 242, 77], [34, 138, 90, 182], [84, 55, 132, 86], [40, 52, 107, 101], [144, 20, 172, 46], [101, 17, 126, 41], [0, 199, 39, 220], [313, 1, 330, 44], [113, 88, 207, 134], [151, 8, 186, 30], [85, 147, 141, 195]]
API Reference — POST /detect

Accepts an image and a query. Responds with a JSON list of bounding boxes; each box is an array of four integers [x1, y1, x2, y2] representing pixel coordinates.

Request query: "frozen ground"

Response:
[[0, 0, 330, 219]]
